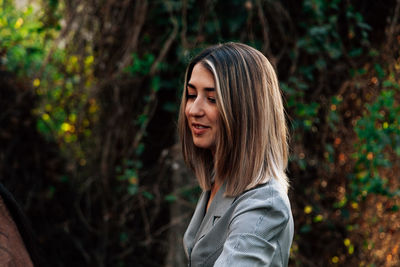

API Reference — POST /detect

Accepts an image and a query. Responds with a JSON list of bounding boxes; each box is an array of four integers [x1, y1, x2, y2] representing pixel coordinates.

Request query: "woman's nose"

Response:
[[188, 98, 205, 117]]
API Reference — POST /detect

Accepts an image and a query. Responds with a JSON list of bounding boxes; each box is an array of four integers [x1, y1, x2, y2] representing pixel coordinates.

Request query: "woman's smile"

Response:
[[191, 123, 210, 135]]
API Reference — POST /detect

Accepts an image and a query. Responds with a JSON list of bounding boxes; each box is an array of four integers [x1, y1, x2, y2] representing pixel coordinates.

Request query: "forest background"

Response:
[[0, 0, 399, 266]]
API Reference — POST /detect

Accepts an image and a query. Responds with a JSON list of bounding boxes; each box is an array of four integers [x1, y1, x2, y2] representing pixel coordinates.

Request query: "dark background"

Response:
[[0, 0, 399, 266]]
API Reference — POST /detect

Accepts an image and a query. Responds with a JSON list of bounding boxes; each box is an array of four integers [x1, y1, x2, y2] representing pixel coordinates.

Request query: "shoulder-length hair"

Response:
[[178, 42, 289, 196]]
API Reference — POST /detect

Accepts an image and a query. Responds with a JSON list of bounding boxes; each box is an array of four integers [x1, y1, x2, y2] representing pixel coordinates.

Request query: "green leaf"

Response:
[[374, 64, 385, 79], [300, 224, 312, 233], [127, 184, 138, 195], [142, 191, 154, 200], [136, 143, 145, 156], [162, 102, 178, 112], [348, 48, 363, 58], [152, 76, 160, 92], [164, 194, 177, 202]]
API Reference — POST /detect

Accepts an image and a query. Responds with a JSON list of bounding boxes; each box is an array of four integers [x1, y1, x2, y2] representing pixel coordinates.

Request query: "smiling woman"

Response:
[[185, 63, 219, 153], [178, 42, 294, 266]]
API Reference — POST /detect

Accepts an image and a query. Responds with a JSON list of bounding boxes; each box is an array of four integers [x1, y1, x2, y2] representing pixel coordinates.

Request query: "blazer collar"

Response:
[[193, 181, 235, 243]]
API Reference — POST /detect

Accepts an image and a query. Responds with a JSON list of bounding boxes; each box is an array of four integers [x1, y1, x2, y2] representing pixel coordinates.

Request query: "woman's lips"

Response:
[[191, 123, 210, 135]]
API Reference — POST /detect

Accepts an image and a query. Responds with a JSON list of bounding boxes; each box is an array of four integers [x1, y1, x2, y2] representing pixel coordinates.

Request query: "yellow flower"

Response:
[[42, 113, 50, 121], [314, 214, 323, 222], [331, 256, 339, 263], [70, 55, 78, 65], [14, 18, 24, 29], [69, 114, 77, 123], [61, 122, 72, 132], [304, 205, 312, 214], [348, 244, 354, 254], [85, 55, 94, 66], [344, 238, 351, 247], [383, 122, 389, 129], [356, 171, 367, 179], [33, 78, 40, 87]]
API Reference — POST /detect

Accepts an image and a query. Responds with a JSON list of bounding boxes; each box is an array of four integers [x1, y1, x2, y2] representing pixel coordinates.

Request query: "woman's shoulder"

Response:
[[225, 178, 293, 243], [237, 178, 290, 201], [232, 178, 292, 219]]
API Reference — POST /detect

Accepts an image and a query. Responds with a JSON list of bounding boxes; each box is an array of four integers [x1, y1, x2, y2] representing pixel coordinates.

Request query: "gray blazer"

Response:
[[183, 178, 294, 267]]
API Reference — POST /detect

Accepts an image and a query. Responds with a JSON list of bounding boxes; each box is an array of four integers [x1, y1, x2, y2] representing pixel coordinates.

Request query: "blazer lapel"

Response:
[[194, 182, 235, 244], [184, 190, 209, 256]]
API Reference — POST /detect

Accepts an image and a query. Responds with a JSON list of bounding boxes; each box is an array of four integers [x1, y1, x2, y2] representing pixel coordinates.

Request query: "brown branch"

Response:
[[269, 1, 293, 65], [128, 1, 179, 156], [74, 176, 103, 234], [138, 195, 152, 245], [34, 6, 79, 81], [87, 0, 149, 98], [130, 90, 157, 156], [147, 149, 171, 226], [194, 0, 211, 45], [387, 0, 400, 46], [242, 1, 255, 43], [100, 130, 112, 185], [152, 211, 192, 237], [255, 0, 272, 58], [180, 0, 189, 50], [71, 234, 91, 263], [117, 0, 148, 74], [149, 1, 179, 76], [209, 2, 222, 41]]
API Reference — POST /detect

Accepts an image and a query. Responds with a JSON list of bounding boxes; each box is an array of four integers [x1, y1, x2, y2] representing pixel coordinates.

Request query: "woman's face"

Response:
[[185, 63, 219, 153]]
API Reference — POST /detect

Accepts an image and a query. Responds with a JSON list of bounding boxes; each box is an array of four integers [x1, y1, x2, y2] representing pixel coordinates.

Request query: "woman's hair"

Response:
[[178, 42, 289, 196]]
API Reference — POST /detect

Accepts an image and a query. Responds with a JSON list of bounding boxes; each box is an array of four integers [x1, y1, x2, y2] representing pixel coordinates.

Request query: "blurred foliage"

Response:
[[0, 3, 43, 76], [0, 0, 399, 266], [352, 79, 400, 200]]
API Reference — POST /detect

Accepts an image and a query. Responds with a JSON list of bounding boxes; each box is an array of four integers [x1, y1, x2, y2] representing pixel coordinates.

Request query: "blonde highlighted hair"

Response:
[[178, 42, 289, 196]]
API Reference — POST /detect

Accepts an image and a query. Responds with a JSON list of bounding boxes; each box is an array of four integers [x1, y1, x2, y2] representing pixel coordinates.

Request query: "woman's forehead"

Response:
[[188, 63, 215, 88]]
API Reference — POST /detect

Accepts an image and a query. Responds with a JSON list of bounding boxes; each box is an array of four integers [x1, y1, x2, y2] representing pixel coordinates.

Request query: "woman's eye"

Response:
[[208, 97, 216, 103], [187, 94, 197, 99]]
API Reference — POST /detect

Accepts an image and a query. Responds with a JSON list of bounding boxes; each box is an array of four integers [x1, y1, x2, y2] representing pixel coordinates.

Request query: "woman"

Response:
[[179, 42, 294, 266]]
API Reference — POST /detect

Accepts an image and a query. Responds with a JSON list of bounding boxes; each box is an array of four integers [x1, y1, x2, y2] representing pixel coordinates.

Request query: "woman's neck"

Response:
[[206, 178, 222, 212]]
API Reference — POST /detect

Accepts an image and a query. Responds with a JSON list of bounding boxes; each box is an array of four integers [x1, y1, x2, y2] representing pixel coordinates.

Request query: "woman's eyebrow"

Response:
[[187, 83, 215, 91], [187, 83, 196, 89]]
